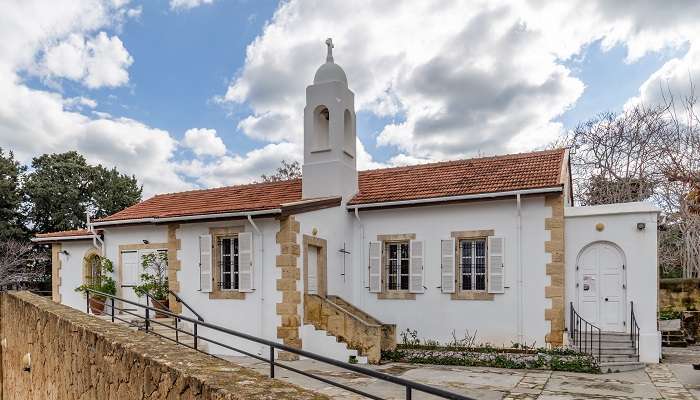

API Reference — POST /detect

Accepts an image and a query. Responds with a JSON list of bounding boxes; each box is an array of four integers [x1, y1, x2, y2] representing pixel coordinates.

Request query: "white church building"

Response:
[[35, 39, 661, 369]]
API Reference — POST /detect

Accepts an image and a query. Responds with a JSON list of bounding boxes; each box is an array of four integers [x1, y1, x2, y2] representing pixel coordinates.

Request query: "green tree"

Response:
[[89, 165, 142, 220], [24, 151, 142, 233], [0, 148, 27, 240]]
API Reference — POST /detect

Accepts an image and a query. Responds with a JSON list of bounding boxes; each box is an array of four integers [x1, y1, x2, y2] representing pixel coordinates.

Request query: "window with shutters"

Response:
[[459, 239, 487, 291], [207, 226, 248, 299], [372, 233, 418, 300], [448, 230, 497, 300], [385, 241, 410, 291], [219, 236, 239, 291]]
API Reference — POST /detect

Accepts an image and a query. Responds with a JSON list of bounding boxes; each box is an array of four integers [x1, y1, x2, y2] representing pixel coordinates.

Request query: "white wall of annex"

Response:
[[565, 203, 660, 363]]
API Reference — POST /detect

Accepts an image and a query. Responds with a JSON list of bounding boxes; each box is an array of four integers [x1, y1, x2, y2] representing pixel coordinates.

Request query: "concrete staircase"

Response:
[[574, 331, 644, 373], [300, 324, 367, 364], [303, 294, 396, 364]]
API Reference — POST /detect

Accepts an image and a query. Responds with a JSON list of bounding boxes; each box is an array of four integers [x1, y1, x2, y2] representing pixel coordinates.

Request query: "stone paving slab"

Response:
[[220, 355, 699, 399]]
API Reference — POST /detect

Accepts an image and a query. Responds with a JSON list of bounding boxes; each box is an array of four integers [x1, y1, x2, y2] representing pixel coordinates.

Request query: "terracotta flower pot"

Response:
[[89, 296, 106, 315], [151, 298, 170, 318]]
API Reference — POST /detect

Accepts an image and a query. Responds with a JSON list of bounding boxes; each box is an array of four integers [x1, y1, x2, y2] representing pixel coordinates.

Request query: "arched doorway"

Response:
[[576, 241, 627, 332]]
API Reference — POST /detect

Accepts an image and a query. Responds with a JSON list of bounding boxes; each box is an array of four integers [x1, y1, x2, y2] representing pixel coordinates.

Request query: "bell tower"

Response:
[[302, 38, 358, 200]]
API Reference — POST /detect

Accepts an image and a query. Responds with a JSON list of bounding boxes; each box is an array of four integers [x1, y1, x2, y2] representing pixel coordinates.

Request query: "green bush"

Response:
[[74, 256, 116, 296]]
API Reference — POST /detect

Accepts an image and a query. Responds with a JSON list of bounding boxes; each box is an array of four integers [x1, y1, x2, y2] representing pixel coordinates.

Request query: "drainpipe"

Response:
[[247, 215, 265, 355], [516, 193, 524, 344]]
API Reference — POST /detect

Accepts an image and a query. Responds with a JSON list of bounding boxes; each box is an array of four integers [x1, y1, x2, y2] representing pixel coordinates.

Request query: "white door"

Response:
[[121, 250, 145, 313], [577, 242, 626, 332], [307, 246, 318, 294]]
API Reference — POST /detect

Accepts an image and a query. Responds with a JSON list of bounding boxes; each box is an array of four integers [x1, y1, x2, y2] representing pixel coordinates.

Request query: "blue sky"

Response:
[[2, 0, 698, 196]]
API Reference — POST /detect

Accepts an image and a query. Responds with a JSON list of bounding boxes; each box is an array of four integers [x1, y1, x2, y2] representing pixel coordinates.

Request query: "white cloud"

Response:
[[0, 0, 191, 198], [182, 128, 227, 157], [41, 31, 133, 88], [222, 0, 700, 161], [169, 0, 215, 11], [175, 142, 301, 188]]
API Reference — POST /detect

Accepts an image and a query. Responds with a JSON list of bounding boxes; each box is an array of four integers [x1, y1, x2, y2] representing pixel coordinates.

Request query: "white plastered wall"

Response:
[[345, 197, 551, 347], [564, 202, 661, 363], [57, 240, 101, 311]]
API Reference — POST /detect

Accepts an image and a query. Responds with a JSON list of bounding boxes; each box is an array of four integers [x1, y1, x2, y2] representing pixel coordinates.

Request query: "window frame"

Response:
[[218, 235, 240, 292], [384, 240, 410, 292], [458, 238, 488, 292]]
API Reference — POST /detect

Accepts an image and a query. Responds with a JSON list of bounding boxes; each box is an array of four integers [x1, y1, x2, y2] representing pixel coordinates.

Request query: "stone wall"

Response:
[[0, 291, 326, 400], [660, 278, 700, 311]]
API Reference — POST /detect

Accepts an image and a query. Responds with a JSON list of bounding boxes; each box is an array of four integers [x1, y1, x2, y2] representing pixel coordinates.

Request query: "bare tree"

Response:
[[569, 106, 668, 206], [259, 160, 302, 183], [0, 239, 47, 288], [657, 84, 700, 277]]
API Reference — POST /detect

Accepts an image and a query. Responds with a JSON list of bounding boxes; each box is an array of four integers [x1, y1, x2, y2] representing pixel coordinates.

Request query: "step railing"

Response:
[[569, 302, 601, 361], [630, 301, 640, 360], [85, 289, 474, 400]]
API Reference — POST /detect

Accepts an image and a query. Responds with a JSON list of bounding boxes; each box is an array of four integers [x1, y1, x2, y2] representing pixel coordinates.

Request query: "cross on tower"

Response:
[[325, 38, 334, 63]]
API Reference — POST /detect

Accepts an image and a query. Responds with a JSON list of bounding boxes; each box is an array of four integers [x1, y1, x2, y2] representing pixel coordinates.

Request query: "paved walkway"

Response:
[[220, 354, 699, 399]]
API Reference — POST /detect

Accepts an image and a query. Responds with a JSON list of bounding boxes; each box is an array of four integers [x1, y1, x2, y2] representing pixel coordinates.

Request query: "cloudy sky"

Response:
[[0, 0, 697, 198]]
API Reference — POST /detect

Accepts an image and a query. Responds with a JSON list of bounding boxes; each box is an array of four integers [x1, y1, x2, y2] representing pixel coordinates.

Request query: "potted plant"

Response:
[[133, 251, 170, 318], [75, 256, 116, 315]]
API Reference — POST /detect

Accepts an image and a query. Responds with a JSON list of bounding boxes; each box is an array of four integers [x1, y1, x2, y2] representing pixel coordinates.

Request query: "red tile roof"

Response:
[[349, 148, 566, 206], [94, 149, 566, 223], [35, 229, 93, 238], [97, 179, 302, 222]]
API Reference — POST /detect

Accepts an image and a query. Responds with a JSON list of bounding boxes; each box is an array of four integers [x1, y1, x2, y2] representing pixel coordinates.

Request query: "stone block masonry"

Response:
[[275, 216, 302, 361], [544, 194, 565, 347], [0, 291, 327, 400]]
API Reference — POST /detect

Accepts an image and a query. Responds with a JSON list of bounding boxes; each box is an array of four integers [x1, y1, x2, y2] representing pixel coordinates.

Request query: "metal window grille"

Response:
[[219, 237, 239, 290], [385, 242, 410, 291], [460, 239, 486, 291]]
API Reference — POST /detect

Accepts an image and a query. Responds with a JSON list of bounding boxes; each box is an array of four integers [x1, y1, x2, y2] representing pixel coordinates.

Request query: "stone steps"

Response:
[[570, 331, 642, 373], [300, 324, 367, 364], [599, 361, 646, 373], [662, 330, 688, 347]]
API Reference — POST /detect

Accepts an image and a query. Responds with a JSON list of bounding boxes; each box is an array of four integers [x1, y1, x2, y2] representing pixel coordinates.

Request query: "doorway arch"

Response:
[[575, 241, 627, 332]]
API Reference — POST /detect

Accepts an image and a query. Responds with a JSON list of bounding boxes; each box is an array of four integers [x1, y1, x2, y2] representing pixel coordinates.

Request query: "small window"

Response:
[[386, 242, 409, 291], [84, 254, 102, 286], [313, 105, 330, 150], [219, 237, 239, 290], [460, 239, 487, 291]]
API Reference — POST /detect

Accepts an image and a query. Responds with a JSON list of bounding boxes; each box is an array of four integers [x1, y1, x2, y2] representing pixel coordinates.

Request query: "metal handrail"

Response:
[[85, 289, 474, 400], [630, 301, 640, 360], [569, 302, 601, 361], [168, 289, 204, 322], [120, 285, 204, 322]]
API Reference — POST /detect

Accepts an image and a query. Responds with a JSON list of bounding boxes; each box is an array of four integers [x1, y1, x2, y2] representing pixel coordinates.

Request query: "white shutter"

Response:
[[409, 240, 424, 293], [238, 232, 254, 292], [368, 241, 382, 293], [441, 239, 456, 293], [199, 235, 213, 293], [488, 236, 505, 294]]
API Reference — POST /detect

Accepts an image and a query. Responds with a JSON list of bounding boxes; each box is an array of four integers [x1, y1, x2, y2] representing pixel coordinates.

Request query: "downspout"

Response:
[[516, 193, 524, 344], [248, 215, 265, 355], [354, 208, 365, 309], [86, 213, 105, 256]]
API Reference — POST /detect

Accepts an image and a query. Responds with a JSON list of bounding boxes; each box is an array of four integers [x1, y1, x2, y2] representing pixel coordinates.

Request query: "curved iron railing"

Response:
[[630, 301, 640, 360], [85, 289, 474, 400], [569, 302, 601, 361]]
